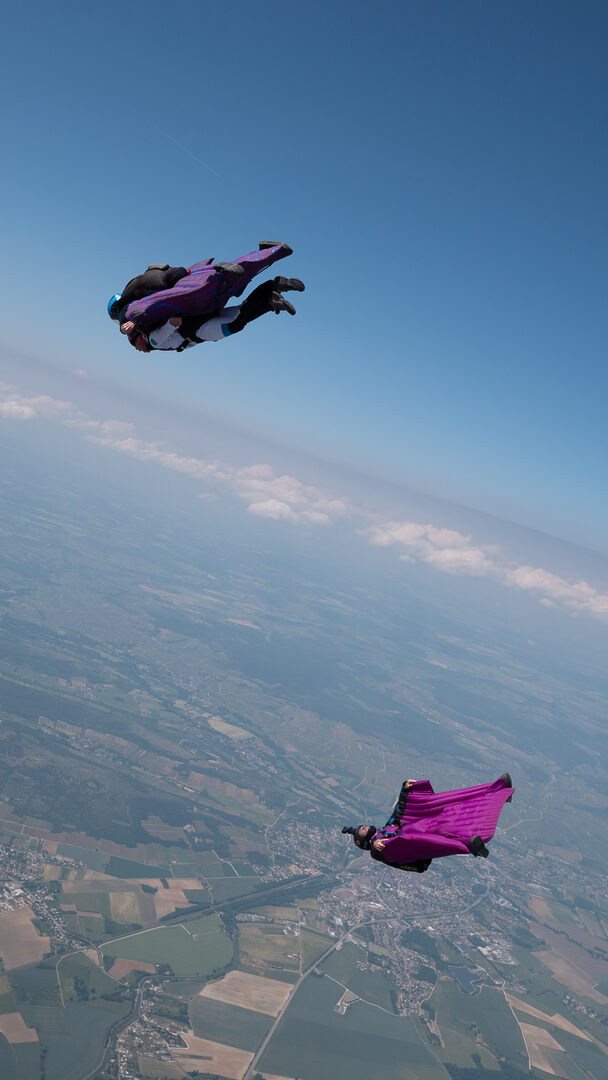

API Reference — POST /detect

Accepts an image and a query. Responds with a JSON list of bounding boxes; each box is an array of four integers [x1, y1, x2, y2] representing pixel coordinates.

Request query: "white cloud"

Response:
[[73, 369, 88, 378], [504, 565, 608, 617], [248, 498, 299, 521], [82, 425, 347, 525], [363, 520, 494, 576], [362, 517, 608, 621], [25, 395, 80, 418], [0, 401, 36, 421], [0, 390, 84, 423]]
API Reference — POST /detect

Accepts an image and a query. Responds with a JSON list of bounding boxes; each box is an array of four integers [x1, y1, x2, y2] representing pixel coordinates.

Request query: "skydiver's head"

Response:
[[119, 320, 152, 352], [132, 334, 152, 353], [107, 294, 124, 321], [341, 825, 376, 851]]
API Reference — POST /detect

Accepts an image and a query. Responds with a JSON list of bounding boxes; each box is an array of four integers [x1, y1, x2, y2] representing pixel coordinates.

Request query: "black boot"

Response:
[[214, 262, 245, 276], [269, 292, 296, 315], [501, 772, 513, 802], [259, 241, 293, 255], [273, 276, 305, 293], [469, 835, 489, 858]]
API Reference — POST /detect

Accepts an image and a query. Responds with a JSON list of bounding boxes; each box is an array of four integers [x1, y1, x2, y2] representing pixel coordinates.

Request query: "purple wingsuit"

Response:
[[124, 243, 291, 335], [373, 776, 514, 865]]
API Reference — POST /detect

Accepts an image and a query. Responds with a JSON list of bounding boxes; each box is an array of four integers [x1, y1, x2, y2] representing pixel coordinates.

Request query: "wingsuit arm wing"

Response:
[[383, 779, 435, 828], [377, 831, 471, 863], [119, 266, 189, 314]]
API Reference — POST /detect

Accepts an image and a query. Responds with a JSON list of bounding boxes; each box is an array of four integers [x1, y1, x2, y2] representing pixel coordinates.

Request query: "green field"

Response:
[[102, 914, 232, 976], [59, 891, 111, 915], [56, 844, 108, 870], [42, 1000, 129, 1080], [557, 1029, 608, 1080], [301, 929, 333, 970], [258, 975, 449, 1080], [428, 980, 527, 1070], [233, 860, 256, 875], [106, 856, 169, 878], [210, 877, 261, 902], [8, 958, 130, 1080], [320, 944, 397, 1012], [251, 905, 299, 919], [9, 964, 63, 1008], [159, 978, 208, 1000], [0, 974, 17, 1014], [11, 1042, 41, 1080], [189, 995, 271, 1050], [239, 924, 300, 970], [416, 1013, 500, 1071], [58, 952, 120, 1002], [202, 859, 237, 878], [137, 1056, 184, 1079], [0, 1035, 40, 1080]]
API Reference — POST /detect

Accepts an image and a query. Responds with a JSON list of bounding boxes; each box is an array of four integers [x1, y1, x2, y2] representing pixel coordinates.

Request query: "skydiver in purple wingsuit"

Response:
[[342, 773, 513, 874], [108, 241, 304, 353]]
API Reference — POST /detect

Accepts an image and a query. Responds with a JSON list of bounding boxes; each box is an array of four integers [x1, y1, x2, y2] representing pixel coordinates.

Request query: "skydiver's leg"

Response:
[[225, 279, 300, 334], [273, 277, 305, 293], [469, 836, 490, 857]]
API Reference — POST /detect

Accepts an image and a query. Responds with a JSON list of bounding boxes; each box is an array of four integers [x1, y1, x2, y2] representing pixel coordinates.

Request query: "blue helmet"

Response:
[[107, 293, 123, 321]]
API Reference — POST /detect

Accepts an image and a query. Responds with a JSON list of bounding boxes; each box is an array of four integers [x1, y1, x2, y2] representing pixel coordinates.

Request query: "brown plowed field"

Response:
[[0, 1013, 38, 1043], [0, 907, 50, 970], [199, 970, 292, 1015]]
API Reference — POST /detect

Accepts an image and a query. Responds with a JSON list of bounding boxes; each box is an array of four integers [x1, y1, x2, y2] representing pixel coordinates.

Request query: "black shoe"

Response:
[[470, 835, 489, 858], [214, 262, 245, 276], [273, 276, 305, 293], [501, 772, 513, 802], [270, 292, 296, 315], [259, 241, 293, 255]]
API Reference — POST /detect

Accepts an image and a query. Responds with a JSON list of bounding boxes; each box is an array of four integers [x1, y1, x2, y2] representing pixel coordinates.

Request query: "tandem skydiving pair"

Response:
[[107, 242, 305, 353], [342, 773, 514, 874]]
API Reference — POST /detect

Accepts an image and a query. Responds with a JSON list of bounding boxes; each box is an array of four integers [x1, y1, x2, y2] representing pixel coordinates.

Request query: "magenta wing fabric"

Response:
[[375, 776, 513, 864], [124, 244, 291, 334]]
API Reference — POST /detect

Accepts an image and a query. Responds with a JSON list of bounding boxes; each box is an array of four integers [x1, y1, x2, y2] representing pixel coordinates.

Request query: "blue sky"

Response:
[[1, 1, 607, 552]]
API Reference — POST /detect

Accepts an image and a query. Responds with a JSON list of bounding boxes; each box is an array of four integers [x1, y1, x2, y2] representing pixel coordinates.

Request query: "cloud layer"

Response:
[[362, 518, 608, 618], [2, 383, 607, 623]]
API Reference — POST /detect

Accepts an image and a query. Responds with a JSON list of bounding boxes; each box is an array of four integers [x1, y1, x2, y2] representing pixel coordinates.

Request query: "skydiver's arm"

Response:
[[120, 266, 189, 310], [383, 780, 418, 828]]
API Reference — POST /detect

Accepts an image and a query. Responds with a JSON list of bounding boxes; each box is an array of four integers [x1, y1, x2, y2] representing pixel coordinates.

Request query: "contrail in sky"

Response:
[[152, 124, 221, 178]]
